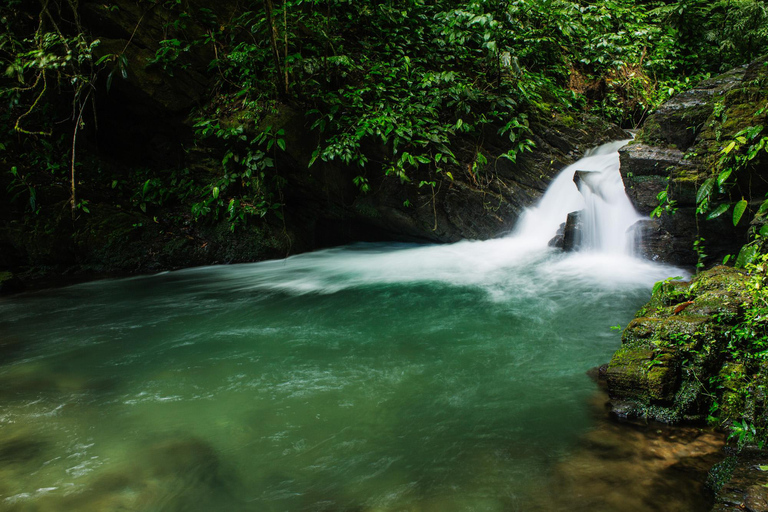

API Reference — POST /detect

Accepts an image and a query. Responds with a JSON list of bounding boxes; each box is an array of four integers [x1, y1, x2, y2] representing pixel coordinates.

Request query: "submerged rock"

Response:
[[523, 387, 724, 511]]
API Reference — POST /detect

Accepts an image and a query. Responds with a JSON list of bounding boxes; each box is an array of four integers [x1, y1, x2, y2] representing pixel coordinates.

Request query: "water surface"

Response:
[[0, 141, 712, 511]]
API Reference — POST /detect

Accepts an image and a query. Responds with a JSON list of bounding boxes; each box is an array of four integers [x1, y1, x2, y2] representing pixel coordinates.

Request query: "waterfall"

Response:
[[513, 139, 642, 254]]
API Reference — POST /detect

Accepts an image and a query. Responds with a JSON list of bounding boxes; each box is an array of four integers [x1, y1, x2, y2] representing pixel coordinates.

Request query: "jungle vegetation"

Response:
[[2, 0, 767, 232]]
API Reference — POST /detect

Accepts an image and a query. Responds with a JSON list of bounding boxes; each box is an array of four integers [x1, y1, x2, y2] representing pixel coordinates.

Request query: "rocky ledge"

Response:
[[604, 263, 768, 510], [619, 58, 768, 266]]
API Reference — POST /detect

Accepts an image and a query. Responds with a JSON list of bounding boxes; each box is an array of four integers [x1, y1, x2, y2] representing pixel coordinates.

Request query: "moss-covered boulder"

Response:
[[606, 266, 755, 423], [621, 57, 768, 266]]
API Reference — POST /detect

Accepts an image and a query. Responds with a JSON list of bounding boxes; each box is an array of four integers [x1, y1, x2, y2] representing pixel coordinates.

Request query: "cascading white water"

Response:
[[513, 139, 643, 254], [161, 139, 668, 298]]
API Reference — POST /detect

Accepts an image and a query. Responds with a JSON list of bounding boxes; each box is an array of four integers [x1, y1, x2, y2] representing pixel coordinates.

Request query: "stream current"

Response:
[[0, 142, 721, 511]]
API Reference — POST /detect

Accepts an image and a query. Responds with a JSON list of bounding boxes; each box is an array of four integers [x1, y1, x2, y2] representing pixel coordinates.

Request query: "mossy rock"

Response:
[[605, 265, 760, 425], [606, 344, 678, 403]]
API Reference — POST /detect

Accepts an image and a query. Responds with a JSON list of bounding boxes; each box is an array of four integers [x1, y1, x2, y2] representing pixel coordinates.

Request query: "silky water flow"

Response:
[[0, 141, 718, 512]]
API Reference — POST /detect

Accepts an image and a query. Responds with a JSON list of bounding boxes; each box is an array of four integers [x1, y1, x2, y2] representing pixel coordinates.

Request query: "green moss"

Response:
[[608, 264, 766, 430], [706, 456, 738, 494]]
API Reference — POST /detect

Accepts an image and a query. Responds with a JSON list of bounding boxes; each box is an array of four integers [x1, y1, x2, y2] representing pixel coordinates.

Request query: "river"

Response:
[[0, 142, 721, 511]]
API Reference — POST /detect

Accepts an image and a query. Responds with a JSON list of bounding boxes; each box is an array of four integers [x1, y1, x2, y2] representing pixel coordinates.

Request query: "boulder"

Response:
[[619, 58, 768, 266], [604, 266, 752, 423]]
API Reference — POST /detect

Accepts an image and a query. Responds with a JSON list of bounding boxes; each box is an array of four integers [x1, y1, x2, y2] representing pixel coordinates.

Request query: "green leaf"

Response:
[[733, 199, 748, 226], [760, 225, 768, 237], [95, 54, 111, 66], [212, 186, 219, 199], [735, 244, 758, 268], [722, 140, 736, 154], [706, 203, 729, 220], [276, 138, 286, 151], [717, 169, 732, 187], [696, 177, 715, 205]]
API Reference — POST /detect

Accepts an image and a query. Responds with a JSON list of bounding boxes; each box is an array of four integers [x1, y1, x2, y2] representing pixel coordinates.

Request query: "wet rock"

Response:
[[548, 222, 566, 249], [711, 451, 768, 512], [630, 218, 687, 264], [562, 211, 582, 251], [574, 170, 608, 200], [619, 144, 689, 215], [605, 266, 752, 423], [525, 388, 725, 511], [0, 362, 99, 398], [619, 57, 768, 266], [48, 437, 243, 512], [144, 438, 221, 482], [548, 210, 583, 251]]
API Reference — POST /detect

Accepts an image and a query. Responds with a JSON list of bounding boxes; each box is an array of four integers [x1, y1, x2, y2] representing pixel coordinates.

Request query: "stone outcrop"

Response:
[[620, 58, 768, 266], [604, 263, 768, 511], [605, 266, 753, 422]]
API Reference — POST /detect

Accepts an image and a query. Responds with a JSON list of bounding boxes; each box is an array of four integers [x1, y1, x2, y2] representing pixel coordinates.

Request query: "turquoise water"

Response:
[[0, 240, 687, 511]]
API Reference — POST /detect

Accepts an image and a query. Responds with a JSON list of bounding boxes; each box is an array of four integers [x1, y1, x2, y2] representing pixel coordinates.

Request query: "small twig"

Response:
[[14, 73, 52, 136], [70, 88, 91, 220]]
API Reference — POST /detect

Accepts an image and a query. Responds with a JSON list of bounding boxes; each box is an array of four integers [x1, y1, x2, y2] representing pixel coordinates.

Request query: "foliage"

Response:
[[190, 116, 285, 229], [3, 0, 767, 241], [693, 95, 768, 268], [710, 255, 768, 448]]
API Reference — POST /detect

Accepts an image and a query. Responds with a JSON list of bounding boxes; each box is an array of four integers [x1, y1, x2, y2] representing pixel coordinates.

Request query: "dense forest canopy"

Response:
[[1, 0, 766, 235]]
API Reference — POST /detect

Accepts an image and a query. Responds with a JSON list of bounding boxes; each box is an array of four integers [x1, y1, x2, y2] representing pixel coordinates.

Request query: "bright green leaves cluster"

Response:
[[695, 107, 768, 266], [714, 254, 768, 448]]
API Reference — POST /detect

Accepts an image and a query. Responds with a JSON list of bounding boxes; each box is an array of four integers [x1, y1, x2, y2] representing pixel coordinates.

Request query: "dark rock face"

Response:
[[335, 118, 628, 246], [549, 210, 583, 250], [620, 58, 768, 266]]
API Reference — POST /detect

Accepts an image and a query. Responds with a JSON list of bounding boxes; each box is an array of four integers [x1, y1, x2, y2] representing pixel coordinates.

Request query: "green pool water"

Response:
[[0, 239, 692, 511]]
